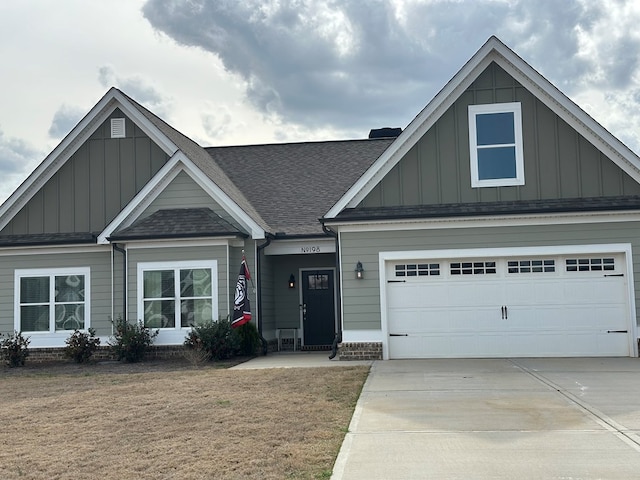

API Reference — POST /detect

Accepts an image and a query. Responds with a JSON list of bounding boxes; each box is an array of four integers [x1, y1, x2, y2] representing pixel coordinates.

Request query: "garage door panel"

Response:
[[386, 253, 631, 359], [505, 281, 565, 304]]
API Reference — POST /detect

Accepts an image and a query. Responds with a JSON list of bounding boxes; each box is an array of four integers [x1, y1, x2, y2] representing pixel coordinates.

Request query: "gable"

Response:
[[360, 62, 640, 209], [325, 37, 640, 220], [1, 109, 170, 235], [141, 171, 246, 232]]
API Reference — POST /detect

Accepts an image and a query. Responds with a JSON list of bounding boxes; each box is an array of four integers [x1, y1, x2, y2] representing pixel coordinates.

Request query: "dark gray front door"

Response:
[[302, 270, 336, 346]]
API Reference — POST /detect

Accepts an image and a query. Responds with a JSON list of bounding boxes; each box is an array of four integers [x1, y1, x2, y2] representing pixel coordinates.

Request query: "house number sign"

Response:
[[300, 246, 321, 254]]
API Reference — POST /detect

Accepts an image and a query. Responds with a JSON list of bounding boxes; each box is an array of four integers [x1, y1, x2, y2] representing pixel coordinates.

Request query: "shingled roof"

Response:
[[109, 208, 247, 241], [206, 138, 394, 236]]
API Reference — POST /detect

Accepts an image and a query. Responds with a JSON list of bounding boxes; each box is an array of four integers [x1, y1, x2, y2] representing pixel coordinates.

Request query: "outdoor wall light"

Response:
[[355, 261, 364, 279], [288, 274, 296, 289]]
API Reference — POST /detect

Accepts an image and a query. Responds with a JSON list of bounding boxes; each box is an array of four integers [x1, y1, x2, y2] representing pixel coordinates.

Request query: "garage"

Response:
[[384, 249, 633, 359]]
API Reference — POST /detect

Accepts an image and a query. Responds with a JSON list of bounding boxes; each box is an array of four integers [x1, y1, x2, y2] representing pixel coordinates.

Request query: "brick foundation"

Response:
[[24, 345, 187, 364], [338, 342, 382, 360]]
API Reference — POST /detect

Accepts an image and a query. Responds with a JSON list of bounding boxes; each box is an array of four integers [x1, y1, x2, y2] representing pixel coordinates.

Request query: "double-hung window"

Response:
[[468, 102, 524, 187], [15, 267, 90, 333], [138, 261, 217, 329]]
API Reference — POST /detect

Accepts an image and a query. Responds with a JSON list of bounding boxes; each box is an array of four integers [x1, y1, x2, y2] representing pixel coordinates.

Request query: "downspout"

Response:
[[112, 243, 127, 320], [256, 234, 273, 355], [323, 224, 341, 359]]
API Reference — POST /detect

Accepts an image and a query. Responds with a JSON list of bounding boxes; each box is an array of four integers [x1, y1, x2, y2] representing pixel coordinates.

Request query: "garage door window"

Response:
[[507, 259, 555, 274], [450, 261, 496, 275], [395, 264, 440, 277], [566, 258, 614, 272]]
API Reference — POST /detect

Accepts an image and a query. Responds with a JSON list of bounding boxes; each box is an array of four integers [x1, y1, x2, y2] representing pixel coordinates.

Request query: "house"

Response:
[[1, 36, 639, 360]]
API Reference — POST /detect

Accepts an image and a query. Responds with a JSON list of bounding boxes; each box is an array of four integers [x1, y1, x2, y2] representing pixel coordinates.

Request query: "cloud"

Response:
[[48, 105, 86, 139], [98, 65, 172, 117], [141, 0, 640, 144], [0, 129, 44, 202]]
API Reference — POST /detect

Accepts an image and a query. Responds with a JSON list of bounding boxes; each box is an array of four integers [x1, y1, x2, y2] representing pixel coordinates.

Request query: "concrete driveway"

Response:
[[332, 358, 640, 480]]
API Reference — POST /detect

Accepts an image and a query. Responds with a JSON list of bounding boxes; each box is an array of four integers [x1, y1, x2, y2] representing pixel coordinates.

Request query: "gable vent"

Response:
[[111, 118, 126, 138]]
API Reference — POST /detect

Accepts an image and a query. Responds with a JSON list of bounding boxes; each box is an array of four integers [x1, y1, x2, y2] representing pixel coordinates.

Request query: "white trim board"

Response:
[[330, 210, 640, 233], [264, 238, 336, 255]]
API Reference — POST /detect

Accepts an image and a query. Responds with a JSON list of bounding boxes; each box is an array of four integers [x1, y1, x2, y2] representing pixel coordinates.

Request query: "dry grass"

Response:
[[0, 360, 369, 480]]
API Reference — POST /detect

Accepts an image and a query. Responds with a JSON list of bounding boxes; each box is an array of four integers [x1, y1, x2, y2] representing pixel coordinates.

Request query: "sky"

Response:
[[1, 0, 640, 203]]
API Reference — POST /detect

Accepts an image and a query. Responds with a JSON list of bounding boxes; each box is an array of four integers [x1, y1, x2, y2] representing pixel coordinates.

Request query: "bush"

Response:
[[184, 319, 238, 361], [64, 328, 101, 363], [233, 322, 260, 356], [1, 331, 30, 367], [109, 317, 158, 363]]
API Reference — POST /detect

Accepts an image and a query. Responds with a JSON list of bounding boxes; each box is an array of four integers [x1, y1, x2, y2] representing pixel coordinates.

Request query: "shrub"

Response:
[[109, 317, 158, 363], [233, 322, 260, 356], [64, 328, 101, 363], [1, 331, 30, 367], [184, 319, 238, 361]]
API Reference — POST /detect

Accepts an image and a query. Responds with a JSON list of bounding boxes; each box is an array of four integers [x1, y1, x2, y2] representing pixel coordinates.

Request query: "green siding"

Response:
[[340, 222, 640, 331], [360, 62, 640, 209], [0, 248, 113, 337], [1, 109, 170, 235]]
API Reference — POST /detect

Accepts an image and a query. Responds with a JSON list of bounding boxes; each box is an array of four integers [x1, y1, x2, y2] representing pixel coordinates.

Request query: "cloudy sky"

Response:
[[1, 0, 640, 202]]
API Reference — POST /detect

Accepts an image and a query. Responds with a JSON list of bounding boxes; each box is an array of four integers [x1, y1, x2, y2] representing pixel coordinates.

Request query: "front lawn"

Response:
[[0, 361, 369, 479]]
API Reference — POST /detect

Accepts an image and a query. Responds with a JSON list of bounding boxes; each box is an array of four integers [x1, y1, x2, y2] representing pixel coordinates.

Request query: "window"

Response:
[[395, 264, 440, 277], [508, 259, 555, 274], [138, 261, 217, 329], [308, 274, 330, 290], [450, 261, 496, 275], [15, 268, 90, 333], [469, 102, 524, 187], [566, 258, 614, 272]]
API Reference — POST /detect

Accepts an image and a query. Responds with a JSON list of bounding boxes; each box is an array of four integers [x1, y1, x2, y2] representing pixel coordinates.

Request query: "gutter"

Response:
[[112, 243, 127, 319], [322, 224, 341, 359], [256, 234, 274, 355]]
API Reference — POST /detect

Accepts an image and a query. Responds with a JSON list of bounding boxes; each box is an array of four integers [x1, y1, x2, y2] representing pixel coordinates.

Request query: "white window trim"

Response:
[[469, 102, 524, 188], [137, 260, 219, 331], [14, 267, 91, 334]]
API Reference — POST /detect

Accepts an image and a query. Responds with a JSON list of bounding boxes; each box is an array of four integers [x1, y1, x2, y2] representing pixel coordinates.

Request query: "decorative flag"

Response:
[[232, 256, 252, 328]]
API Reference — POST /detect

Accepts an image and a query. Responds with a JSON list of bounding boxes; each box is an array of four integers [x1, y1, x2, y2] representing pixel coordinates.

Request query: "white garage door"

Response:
[[386, 253, 631, 358]]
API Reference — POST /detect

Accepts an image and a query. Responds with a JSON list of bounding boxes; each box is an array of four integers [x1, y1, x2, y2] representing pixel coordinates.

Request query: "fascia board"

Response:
[[328, 210, 640, 232], [0, 88, 178, 231], [97, 152, 265, 243], [325, 36, 640, 217]]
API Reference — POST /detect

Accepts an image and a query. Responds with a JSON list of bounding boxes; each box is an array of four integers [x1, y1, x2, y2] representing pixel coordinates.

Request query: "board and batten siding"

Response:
[[2, 109, 169, 235], [0, 248, 113, 336], [340, 222, 640, 331], [142, 171, 245, 232], [360, 62, 640, 208], [126, 245, 229, 323]]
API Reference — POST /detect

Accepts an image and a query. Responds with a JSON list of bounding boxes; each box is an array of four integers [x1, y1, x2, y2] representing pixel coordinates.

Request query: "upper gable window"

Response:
[[468, 102, 524, 188]]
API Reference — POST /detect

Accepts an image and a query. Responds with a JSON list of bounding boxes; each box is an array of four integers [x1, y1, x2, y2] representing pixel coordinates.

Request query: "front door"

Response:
[[302, 270, 336, 346]]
